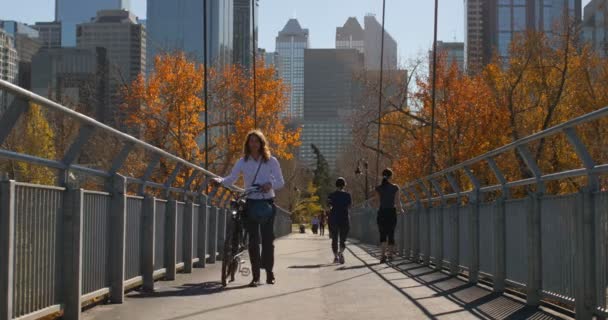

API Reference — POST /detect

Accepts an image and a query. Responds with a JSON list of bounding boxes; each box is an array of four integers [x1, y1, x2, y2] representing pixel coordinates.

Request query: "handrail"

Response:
[[0, 79, 291, 213], [400, 106, 608, 204]]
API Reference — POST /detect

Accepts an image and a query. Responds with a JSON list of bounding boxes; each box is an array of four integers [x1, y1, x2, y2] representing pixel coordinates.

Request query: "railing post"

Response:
[[196, 195, 208, 268], [526, 191, 542, 306], [431, 179, 445, 270], [165, 200, 178, 280], [565, 127, 598, 319], [418, 182, 432, 265], [141, 196, 156, 291], [109, 174, 127, 303], [494, 196, 506, 293], [0, 180, 15, 320], [62, 188, 84, 320], [183, 201, 194, 273], [516, 145, 544, 306], [487, 157, 508, 293], [207, 206, 218, 264], [464, 167, 480, 284], [574, 187, 597, 319], [446, 173, 461, 275]]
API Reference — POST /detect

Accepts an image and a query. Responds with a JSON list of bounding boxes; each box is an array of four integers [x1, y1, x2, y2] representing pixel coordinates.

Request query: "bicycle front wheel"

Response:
[[221, 218, 239, 287]]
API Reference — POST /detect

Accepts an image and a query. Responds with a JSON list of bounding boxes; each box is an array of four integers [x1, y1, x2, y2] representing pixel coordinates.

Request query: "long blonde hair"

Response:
[[243, 130, 271, 162]]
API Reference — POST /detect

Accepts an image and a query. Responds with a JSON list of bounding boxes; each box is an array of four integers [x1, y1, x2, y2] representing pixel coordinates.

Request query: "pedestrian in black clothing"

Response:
[[319, 213, 326, 236], [327, 177, 352, 264], [373, 168, 404, 263]]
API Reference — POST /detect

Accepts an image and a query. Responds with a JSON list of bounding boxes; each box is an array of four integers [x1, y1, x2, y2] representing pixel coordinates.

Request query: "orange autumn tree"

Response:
[[122, 53, 301, 187], [210, 59, 301, 175], [122, 53, 206, 185]]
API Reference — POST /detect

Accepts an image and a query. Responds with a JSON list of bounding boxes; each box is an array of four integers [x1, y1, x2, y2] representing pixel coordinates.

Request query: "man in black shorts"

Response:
[[327, 178, 352, 264]]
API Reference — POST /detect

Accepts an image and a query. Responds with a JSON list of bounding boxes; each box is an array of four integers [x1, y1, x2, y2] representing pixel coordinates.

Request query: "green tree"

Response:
[[5, 103, 57, 185], [311, 144, 332, 207], [292, 182, 323, 223]]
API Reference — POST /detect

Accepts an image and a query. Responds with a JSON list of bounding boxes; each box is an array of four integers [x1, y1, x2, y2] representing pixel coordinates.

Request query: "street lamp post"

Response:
[[355, 159, 369, 200]]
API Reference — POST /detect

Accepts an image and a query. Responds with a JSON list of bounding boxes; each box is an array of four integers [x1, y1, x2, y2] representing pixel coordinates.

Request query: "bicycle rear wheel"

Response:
[[221, 218, 239, 287]]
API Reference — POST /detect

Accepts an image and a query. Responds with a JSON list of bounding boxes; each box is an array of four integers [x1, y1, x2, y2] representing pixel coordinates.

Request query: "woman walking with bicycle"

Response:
[[213, 130, 284, 287], [373, 168, 404, 263]]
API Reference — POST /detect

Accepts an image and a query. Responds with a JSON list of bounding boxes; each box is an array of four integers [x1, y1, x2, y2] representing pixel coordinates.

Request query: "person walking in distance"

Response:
[[373, 168, 404, 263], [327, 178, 352, 264], [212, 130, 285, 287], [319, 212, 326, 236]]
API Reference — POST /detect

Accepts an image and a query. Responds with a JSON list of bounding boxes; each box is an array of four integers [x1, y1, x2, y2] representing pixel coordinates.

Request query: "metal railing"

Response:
[[350, 107, 608, 320], [0, 79, 292, 320]]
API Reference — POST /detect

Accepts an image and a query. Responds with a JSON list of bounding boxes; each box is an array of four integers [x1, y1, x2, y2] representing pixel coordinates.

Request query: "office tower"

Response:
[[55, 0, 129, 46], [336, 17, 365, 54], [77, 10, 146, 126], [430, 41, 465, 72], [31, 47, 109, 120], [147, 0, 233, 69], [0, 29, 18, 112], [234, 0, 258, 69], [32, 22, 62, 48], [300, 49, 364, 170], [363, 14, 398, 70], [583, 0, 608, 57], [276, 18, 309, 120], [465, 0, 484, 73], [465, 0, 581, 73], [0, 21, 43, 88], [264, 51, 278, 68]]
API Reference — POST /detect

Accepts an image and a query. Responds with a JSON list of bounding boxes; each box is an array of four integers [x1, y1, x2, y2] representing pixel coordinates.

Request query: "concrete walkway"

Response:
[[83, 233, 571, 320]]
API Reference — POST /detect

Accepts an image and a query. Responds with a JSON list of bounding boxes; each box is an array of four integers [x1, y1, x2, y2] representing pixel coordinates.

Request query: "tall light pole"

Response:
[[430, 0, 439, 175], [252, 0, 258, 129], [376, 0, 387, 184], [203, 0, 209, 169]]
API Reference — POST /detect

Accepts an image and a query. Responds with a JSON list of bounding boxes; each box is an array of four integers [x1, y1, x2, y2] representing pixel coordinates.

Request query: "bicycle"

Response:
[[221, 187, 258, 287]]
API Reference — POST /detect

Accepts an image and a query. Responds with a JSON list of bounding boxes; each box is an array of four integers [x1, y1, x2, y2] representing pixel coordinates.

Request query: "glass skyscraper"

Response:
[[55, 0, 129, 47], [146, 0, 233, 69], [466, 0, 581, 72], [233, 0, 258, 69], [276, 18, 308, 120]]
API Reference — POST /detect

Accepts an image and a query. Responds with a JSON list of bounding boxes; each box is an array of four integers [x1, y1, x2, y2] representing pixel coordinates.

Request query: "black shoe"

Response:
[[266, 272, 275, 285], [249, 279, 260, 287], [339, 253, 345, 264], [380, 255, 387, 263]]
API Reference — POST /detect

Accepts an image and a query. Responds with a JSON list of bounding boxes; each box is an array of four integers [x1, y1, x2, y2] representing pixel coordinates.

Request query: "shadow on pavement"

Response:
[[349, 242, 570, 320], [288, 263, 336, 269], [128, 281, 251, 299]]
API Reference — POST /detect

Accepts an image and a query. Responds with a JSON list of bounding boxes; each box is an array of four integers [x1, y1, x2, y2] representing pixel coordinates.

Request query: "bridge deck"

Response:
[[83, 233, 570, 320]]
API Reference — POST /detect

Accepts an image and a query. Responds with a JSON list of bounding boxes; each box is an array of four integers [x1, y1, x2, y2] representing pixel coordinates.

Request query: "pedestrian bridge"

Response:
[[0, 80, 606, 320]]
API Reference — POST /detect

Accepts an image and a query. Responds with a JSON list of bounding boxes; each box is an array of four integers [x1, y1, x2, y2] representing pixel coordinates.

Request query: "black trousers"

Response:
[[330, 223, 349, 254], [246, 209, 275, 281], [319, 223, 325, 236], [377, 208, 397, 245]]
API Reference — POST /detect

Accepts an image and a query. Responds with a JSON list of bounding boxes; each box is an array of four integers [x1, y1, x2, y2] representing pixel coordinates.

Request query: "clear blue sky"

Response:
[[3, 0, 593, 63]]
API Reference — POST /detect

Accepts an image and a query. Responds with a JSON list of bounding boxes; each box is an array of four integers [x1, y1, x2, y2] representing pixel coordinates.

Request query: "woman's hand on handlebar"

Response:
[[210, 177, 222, 187]]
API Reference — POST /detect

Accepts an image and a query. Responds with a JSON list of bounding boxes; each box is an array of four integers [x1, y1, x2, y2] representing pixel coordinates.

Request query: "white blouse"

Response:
[[218, 156, 285, 199]]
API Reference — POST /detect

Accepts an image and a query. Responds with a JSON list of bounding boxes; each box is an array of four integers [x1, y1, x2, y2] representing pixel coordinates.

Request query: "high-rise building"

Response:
[[430, 41, 465, 72], [31, 47, 110, 120], [264, 51, 278, 68], [300, 49, 364, 170], [146, 0, 233, 70], [0, 21, 43, 88], [0, 29, 18, 112], [583, 0, 608, 57], [234, 0, 258, 69], [336, 17, 365, 54], [465, 0, 582, 73], [55, 0, 129, 47], [364, 14, 398, 70], [465, 0, 484, 73], [32, 22, 62, 49], [76, 10, 146, 126], [276, 18, 309, 120]]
